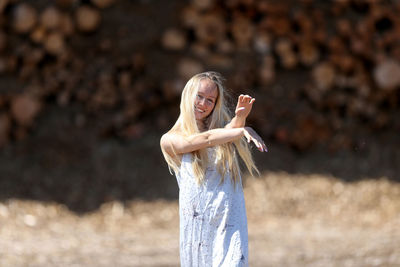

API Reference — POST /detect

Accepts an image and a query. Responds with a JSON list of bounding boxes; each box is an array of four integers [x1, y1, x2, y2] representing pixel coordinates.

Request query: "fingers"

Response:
[[255, 139, 267, 152], [254, 139, 264, 152], [261, 141, 268, 152], [244, 127, 267, 152], [250, 135, 267, 152], [243, 131, 251, 143], [244, 127, 268, 152], [238, 94, 255, 104], [247, 134, 264, 151]]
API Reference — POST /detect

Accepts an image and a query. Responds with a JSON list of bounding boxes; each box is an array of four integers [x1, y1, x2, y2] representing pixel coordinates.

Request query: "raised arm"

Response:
[[161, 127, 267, 156], [161, 128, 244, 155], [225, 94, 255, 129]]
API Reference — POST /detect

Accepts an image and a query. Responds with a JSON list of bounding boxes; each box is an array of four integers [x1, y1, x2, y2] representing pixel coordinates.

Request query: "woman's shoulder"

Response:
[[160, 132, 173, 151], [160, 130, 187, 157], [160, 132, 184, 166], [160, 131, 183, 145]]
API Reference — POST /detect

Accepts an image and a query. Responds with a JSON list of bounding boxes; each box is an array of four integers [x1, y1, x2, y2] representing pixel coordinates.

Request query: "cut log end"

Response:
[[75, 5, 101, 32]]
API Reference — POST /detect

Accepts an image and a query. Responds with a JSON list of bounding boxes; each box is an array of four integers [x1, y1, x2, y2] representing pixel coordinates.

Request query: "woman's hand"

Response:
[[225, 94, 256, 129], [235, 94, 255, 119], [243, 127, 268, 152]]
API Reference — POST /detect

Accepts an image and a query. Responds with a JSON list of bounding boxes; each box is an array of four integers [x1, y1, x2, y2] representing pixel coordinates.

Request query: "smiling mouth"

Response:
[[195, 107, 205, 113]]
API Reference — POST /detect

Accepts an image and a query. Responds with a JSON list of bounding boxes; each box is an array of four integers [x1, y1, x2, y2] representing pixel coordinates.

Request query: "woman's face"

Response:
[[194, 79, 218, 121]]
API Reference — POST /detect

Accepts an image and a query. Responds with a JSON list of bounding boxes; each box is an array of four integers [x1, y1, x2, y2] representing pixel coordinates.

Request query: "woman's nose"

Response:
[[198, 98, 206, 106]]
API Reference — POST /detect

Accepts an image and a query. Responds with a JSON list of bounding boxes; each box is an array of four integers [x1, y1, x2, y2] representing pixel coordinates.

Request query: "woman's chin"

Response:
[[195, 113, 205, 121]]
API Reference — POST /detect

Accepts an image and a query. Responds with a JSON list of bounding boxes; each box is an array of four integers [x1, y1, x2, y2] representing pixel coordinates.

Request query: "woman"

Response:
[[160, 71, 267, 266]]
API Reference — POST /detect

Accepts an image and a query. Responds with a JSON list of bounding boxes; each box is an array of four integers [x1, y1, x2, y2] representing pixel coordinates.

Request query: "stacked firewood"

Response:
[[161, 0, 400, 150], [0, 0, 156, 147], [0, 0, 400, 151]]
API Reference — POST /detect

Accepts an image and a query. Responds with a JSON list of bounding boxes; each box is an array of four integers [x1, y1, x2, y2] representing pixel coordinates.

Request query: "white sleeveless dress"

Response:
[[176, 148, 249, 267]]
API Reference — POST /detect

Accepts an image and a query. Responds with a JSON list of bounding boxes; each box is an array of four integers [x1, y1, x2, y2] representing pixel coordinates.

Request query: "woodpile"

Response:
[[75, 5, 101, 32], [91, 0, 115, 9], [0, 0, 399, 150], [12, 3, 37, 34], [0, 0, 126, 147], [0, 112, 11, 147], [373, 59, 400, 90], [160, 0, 400, 151], [10, 93, 41, 127], [161, 28, 186, 51]]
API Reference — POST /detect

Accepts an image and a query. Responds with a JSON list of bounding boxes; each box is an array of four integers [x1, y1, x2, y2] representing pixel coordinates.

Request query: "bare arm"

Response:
[[161, 127, 267, 156], [161, 128, 244, 155], [225, 116, 246, 129]]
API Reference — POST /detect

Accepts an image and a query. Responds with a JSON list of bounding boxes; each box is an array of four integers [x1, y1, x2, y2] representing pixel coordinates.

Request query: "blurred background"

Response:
[[0, 0, 399, 266]]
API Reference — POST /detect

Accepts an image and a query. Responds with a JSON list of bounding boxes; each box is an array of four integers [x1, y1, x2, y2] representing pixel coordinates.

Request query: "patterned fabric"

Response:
[[176, 149, 249, 267]]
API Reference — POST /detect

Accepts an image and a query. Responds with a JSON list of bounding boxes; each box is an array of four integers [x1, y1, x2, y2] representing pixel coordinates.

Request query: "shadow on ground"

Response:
[[0, 104, 399, 214]]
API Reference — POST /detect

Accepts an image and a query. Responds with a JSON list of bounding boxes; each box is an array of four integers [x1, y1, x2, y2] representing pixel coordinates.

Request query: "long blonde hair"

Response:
[[161, 71, 259, 185]]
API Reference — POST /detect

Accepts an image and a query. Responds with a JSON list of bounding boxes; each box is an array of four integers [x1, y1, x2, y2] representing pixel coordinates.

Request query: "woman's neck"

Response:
[[196, 119, 208, 132]]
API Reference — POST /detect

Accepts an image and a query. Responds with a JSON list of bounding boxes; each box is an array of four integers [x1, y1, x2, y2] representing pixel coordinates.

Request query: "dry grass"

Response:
[[1, 172, 400, 267], [245, 172, 400, 267]]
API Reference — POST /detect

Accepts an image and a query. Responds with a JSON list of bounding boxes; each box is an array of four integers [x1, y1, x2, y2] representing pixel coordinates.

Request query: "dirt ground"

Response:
[[1, 171, 399, 267]]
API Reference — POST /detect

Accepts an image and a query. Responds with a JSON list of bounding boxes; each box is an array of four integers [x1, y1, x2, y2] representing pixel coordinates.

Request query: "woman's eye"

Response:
[[196, 94, 214, 105]]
